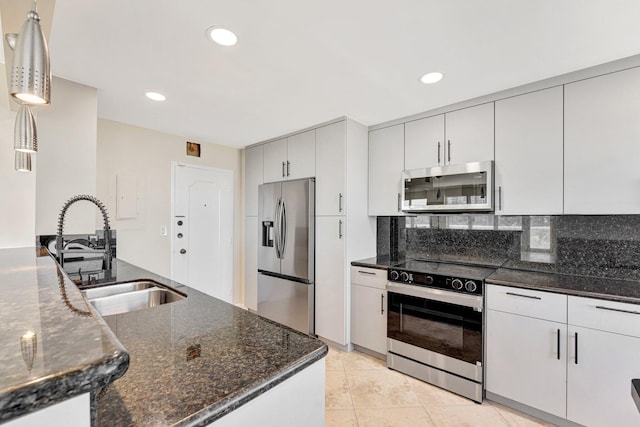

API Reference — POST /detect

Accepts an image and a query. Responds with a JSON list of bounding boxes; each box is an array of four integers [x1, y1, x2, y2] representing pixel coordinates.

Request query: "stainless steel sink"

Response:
[[83, 280, 158, 299], [83, 280, 186, 316]]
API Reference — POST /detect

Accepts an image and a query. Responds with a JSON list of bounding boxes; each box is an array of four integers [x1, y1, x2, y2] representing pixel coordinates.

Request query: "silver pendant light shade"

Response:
[[9, 7, 51, 105], [14, 104, 37, 152], [15, 151, 32, 172]]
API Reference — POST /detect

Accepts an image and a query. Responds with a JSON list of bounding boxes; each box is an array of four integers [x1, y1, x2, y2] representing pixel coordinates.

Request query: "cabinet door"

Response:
[[495, 87, 563, 215], [287, 130, 315, 180], [315, 216, 346, 344], [486, 310, 567, 418], [404, 114, 445, 169], [567, 326, 640, 427], [368, 124, 404, 216], [244, 146, 264, 216], [565, 67, 640, 214], [263, 138, 287, 183], [316, 121, 346, 215], [244, 216, 258, 311], [351, 284, 387, 355], [444, 102, 494, 164]]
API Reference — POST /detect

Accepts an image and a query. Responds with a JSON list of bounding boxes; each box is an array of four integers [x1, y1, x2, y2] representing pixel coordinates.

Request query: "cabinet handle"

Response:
[[286, 161, 290, 177], [381, 293, 385, 315], [505, 292, 541, 300], [282, 161, 286, 177], [437, 141, 441, 164], [358, 270, 376, 275], [397, 193, 401, 212], [557, 329, 561, 360], [447, 140, 451, 163], [338, 193, 343, 212], [574, 332, 579, 365], [338, 219, 343, 239], [498, 186, 502, 211], [595, 305, 640, 315]]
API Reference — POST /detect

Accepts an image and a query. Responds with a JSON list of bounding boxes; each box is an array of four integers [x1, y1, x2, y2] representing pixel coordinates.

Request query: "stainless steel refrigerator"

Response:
[[257, 178, 315, 335]]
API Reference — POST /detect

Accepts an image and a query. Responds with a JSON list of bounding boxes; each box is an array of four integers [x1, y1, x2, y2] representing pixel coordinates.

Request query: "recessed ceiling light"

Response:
[[207, 27, 238, 46], [420, 72, 444, 84], [145, 92, 166, 101]]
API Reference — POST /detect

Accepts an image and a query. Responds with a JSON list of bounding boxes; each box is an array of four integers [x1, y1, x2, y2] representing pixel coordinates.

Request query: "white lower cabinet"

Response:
[[566, 296, 640, 427], [487, 285, 640, 427], [315, 216, 347, 344], [350, 266, 387, 355], [486, 310, 567, 418]]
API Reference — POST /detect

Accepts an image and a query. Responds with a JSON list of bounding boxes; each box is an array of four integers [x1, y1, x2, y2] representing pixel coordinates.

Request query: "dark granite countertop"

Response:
[[486, 268, 640, 305], [0, 248, 129, 423], [350, 256, 400, 270], [351, 255, 640, 305], [93, 259, 327, 426]]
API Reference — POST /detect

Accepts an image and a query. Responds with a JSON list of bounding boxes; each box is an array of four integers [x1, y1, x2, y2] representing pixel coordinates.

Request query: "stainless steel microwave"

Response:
[[401, 160, 494, 212]]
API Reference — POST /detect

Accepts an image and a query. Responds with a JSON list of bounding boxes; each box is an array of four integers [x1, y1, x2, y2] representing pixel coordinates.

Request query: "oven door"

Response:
[[386, 283, 483, 366]]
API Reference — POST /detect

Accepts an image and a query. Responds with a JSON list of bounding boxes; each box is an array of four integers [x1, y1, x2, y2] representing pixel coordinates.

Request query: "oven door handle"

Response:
[[386, 282, 483, 310]]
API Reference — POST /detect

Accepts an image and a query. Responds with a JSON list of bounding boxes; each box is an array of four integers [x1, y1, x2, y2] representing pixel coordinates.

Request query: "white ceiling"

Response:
[[48, 0, 640, 148]]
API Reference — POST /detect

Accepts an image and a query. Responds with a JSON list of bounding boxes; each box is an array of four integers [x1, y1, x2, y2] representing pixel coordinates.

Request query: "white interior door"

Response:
[[172, 163, 234, 303]]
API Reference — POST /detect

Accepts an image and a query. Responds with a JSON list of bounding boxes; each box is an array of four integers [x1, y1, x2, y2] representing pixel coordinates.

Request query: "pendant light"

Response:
[[14, 104, 37, 152], [9, 1, 51, 105], [15, 151, 32, 172]]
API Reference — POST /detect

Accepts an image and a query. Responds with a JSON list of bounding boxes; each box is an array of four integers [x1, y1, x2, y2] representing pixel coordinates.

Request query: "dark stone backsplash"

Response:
[[378, 215, 640, 281], [407, 228, 520, 267]]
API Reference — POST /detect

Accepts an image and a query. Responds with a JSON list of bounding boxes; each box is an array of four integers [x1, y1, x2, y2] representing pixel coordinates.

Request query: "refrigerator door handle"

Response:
[[280, 200, 287, 259], [274, 199, 282, 259]]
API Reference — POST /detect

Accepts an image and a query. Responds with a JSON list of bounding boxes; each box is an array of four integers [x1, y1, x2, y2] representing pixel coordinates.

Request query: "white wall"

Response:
[[0, 67, 36, 248], [36, 77, 98, 235], [96, 119, 244, 303]]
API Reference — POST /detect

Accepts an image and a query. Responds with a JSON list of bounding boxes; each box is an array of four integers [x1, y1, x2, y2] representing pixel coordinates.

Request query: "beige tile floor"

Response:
[[325, 348, 558, 427]]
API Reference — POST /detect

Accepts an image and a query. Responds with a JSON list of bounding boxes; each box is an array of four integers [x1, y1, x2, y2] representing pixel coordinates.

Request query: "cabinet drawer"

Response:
[[350, 266, 387, 289], [568, 296, 640, 338], [486, 285, 566, 323]]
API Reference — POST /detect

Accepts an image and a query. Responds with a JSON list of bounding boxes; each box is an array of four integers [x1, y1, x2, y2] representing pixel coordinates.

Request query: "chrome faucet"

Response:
[[56, 195, 112, 271]]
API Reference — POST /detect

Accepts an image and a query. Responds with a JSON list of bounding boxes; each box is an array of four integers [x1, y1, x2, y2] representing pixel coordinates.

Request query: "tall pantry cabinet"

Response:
[[243, 118, 376, 347]]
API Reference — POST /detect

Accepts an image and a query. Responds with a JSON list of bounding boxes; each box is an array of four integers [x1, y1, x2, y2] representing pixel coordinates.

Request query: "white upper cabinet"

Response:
[[444, 102, 494, 164], [565, 66, 640, 214], [263, 131, 315, 183], [404, 114, 445, 169], [287, 130, 316, 180], [368, 124, 404, 216], [495, 87, 564, 215], [263, 137, 287, 183], [316, 121, 346, 215], [244, 145, 264, 217]]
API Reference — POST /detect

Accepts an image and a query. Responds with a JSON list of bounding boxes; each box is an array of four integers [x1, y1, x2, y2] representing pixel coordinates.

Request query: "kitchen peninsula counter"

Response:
[[0, 247, 129, 424], [0, 248, 327, 426], [91, 259, 327, 426]]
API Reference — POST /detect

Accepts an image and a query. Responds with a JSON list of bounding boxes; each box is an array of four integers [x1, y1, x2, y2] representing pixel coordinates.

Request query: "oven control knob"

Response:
[[425, 276, 433, 285], [465, 280, 477, 293], [451, 278, 463, 290], [390, 270, 399, 281], [400, 271, 410, 282]]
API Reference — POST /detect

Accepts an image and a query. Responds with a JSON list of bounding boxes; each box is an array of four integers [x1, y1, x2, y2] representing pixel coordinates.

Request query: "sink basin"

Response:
[[83, 280, 186, 316], [83, 280, 158, 299]]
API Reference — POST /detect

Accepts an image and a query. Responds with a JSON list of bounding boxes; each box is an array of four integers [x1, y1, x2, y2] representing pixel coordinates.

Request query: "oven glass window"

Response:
[[387, 292, 482, 365]]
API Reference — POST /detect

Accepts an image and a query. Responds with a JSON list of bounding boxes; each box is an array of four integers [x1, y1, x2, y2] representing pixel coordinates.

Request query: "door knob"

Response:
[[180, 249, 187, 254]]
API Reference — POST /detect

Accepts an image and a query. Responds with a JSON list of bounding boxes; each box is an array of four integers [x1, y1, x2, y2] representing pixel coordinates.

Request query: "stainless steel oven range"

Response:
[[386, 260, 495, 403]]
